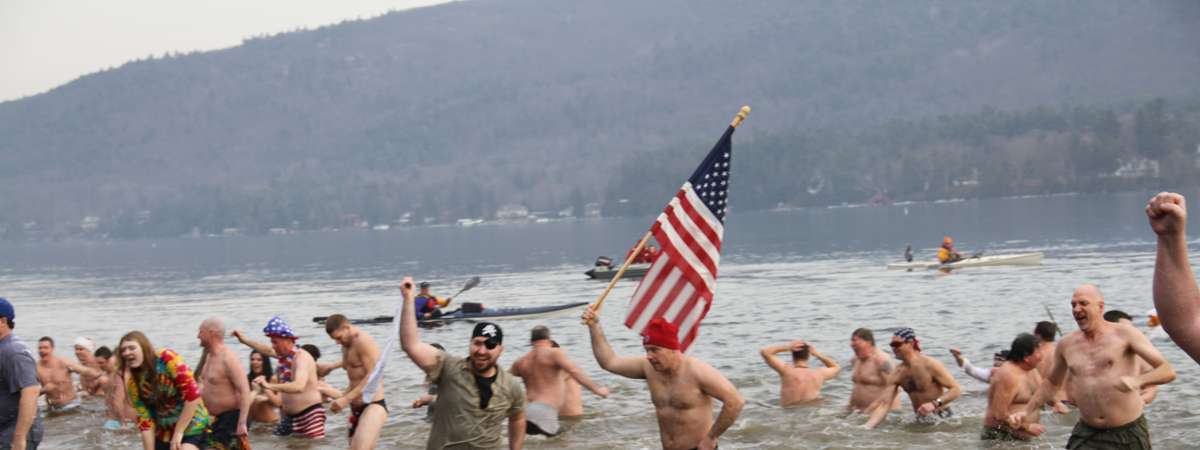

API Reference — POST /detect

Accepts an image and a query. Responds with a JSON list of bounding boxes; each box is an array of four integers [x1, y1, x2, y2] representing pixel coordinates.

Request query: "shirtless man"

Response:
[[197, 318, 252, 449], [1031, 321, 1071, 414], [551, 341, 585, 418], [1146, 192, 1200, 364], [324, 314, 386, 450], [1010, 284, 1175, 449], [93, 346, 136, 429], [35, 337, 79, 414], [234, 316, 326, 439], [582, 308, 744, 450], [71, 338, 104, 396], [846, 328, 899, 412], [1104, 310, 1160, 404], [759, 339, 840, 406], [511, 326, 608, 436], [864, 328, 961, 428], [981, 333, 1045, 441]]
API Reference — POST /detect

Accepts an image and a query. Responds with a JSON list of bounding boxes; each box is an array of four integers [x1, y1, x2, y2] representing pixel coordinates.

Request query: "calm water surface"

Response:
[[4, 191, 1199, 449]]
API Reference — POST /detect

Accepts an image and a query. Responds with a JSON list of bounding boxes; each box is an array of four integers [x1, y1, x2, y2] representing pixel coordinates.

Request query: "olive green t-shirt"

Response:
[[427, 352, 526, 449]]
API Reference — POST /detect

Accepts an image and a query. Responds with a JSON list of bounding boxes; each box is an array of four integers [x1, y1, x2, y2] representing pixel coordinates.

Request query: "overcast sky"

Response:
[[0, 0, 455, 103]]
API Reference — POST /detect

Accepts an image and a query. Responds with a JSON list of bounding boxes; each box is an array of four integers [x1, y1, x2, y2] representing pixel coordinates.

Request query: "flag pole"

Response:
[[588, 105, 751, 314]]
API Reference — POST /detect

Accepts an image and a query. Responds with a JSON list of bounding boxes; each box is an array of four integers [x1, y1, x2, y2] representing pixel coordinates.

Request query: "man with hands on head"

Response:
[[398, 277, 526, 450], [581, 306, 743, 450], [760, 339, 840, 406]]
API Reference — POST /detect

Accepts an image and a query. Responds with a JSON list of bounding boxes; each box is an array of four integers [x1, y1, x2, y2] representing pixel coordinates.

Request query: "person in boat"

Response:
[[626, 243, 660, 265], [864, 328, 961, 428], [948, 348, 1006, 383], [510, 325, 608, 437], [937, 236, 962, 264], [1145, 191, 1200, 364], [582, 308, 744, 450], [415, 282, 453, 319], [904, 244, 913, 263], [759, 339, 840, 406], [398, 277, 527, 450], [1009, 284, 1175, 449]]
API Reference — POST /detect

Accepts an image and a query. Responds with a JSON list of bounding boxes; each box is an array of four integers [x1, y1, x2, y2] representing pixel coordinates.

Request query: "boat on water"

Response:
[[886, 252, 1044, 270], [311, 301, 590, 326], [585, 264, 650, 280]]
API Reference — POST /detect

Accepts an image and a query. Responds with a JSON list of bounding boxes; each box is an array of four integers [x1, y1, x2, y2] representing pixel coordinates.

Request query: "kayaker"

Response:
[[937, 237, 962, 263], [904, 244, 913, 263], [415, 282, 453, 319]]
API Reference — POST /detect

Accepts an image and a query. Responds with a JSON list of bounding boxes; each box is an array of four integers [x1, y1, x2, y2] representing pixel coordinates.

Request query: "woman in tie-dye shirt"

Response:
[[118, 331, 211, 450]]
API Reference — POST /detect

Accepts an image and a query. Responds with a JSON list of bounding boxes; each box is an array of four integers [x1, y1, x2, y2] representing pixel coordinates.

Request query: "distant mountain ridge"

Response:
[[2, 0, 1199, 238]]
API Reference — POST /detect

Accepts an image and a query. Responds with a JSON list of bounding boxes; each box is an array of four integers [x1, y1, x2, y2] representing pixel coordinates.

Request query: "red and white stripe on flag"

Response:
[[624, 182, 724, 352]]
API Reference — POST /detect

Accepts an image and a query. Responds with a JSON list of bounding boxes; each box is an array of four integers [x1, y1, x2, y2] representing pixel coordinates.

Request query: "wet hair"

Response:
[[1008, 333, 1037, 362], [550, 340, 560, 348], [94, 346, 112, 359], [1103, 310, 1133, 323], [38, 336, 54, 347], [430, 343, 445, 352], [792, 345, 810, 361], [301, 344, 321, 360], [248, 350, 273, 384], [530, 325, 551, 342], [1034, 321, 1057, 342], [324, 314, 350, 334], [117, 331, 158, 383], [851, 328, 874, 346], [993, 350, 1010, 361]]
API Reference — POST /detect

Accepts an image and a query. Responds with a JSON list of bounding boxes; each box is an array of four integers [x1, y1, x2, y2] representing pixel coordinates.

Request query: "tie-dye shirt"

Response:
[[126, 348, 211, 442]]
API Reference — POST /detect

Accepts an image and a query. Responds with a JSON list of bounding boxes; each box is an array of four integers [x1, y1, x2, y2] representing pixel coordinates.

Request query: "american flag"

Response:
[[624, 124, 735, 352]]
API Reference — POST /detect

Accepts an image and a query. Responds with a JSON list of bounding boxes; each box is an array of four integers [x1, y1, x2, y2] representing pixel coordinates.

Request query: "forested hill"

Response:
[[2, 0, 1200, 238]]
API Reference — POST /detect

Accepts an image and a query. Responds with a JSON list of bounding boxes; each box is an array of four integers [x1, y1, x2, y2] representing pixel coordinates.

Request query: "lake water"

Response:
[[4, 190, 1199, 449]]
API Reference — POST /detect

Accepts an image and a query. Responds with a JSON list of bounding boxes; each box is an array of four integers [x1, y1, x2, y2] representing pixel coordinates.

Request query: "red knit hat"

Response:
[[641, 318, 681, 350]]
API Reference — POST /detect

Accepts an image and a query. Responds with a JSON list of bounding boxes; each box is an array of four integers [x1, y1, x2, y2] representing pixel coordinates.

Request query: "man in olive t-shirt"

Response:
[[397, 278, 526, 449]]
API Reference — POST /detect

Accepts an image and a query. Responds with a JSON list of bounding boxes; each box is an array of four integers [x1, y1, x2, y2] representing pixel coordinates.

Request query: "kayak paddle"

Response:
[[451, 276, 481, 299]]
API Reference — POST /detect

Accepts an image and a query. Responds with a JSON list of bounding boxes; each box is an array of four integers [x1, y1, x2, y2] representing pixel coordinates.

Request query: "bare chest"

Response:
[[647, 372, 708, 411]]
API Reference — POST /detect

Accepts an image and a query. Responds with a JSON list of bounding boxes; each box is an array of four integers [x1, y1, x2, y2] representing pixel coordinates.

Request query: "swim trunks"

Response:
[[348, 399, 388, 437], [289, 403, 326, 439], [272, 415, 292, 436], [153, 432, 208, 450], [524, 401, 560, 436], [980, 425, 1021, 441], [1067, 414, 1151, 450], [208, 410, 248, 450], [45, 398, 81, 415]]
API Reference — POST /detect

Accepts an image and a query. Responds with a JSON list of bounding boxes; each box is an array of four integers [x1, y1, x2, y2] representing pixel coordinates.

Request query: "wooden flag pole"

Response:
[[589, 230, 653, 313], [588, 105, 751, 316]]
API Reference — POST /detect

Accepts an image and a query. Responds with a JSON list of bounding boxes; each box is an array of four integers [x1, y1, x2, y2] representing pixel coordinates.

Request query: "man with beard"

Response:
[[845, 328, 898, 412], [34, 337, 79, 414], [864, 328, 961, 428], [324, 314, 387, 450], [981, 333, 1045, 441], [196, 318, 252, 449], [398, 277, 526, 449], [1010, 284, 1175, 449], [581, 308, 744, 450]]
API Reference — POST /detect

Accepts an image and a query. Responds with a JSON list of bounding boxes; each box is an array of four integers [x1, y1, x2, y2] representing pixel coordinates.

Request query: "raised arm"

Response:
[[1121, 323, 1176, 391], [231, 330, 275, 358], [696, 359, 745, 449], [758, 342, 792, 375], [961, 359, 992, 383], [809, 347, 841, 379], [398, 276, 441, 374], [1147, 192, 1200, 363], [581, 306, 646, 379], [556, 350, 609, 398]]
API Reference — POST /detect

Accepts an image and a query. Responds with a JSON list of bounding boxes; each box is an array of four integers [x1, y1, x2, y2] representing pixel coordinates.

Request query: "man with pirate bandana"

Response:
[[864, 327, 962, 428], [397, 277, 527, 450], [581, 307, 744, 450]]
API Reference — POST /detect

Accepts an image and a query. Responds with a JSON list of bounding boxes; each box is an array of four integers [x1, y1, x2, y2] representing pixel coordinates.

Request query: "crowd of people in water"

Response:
[[1, 191, 1200, 450]]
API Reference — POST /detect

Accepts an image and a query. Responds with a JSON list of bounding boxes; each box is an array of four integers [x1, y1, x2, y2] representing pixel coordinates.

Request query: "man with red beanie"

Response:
[[582, 307, 743, 450], [864, 327, 961, 429]]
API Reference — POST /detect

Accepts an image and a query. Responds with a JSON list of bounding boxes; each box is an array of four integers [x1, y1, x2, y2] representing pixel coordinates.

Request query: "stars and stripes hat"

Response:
[[263, 316, 297, 339], [894, 327, 921, 351]]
